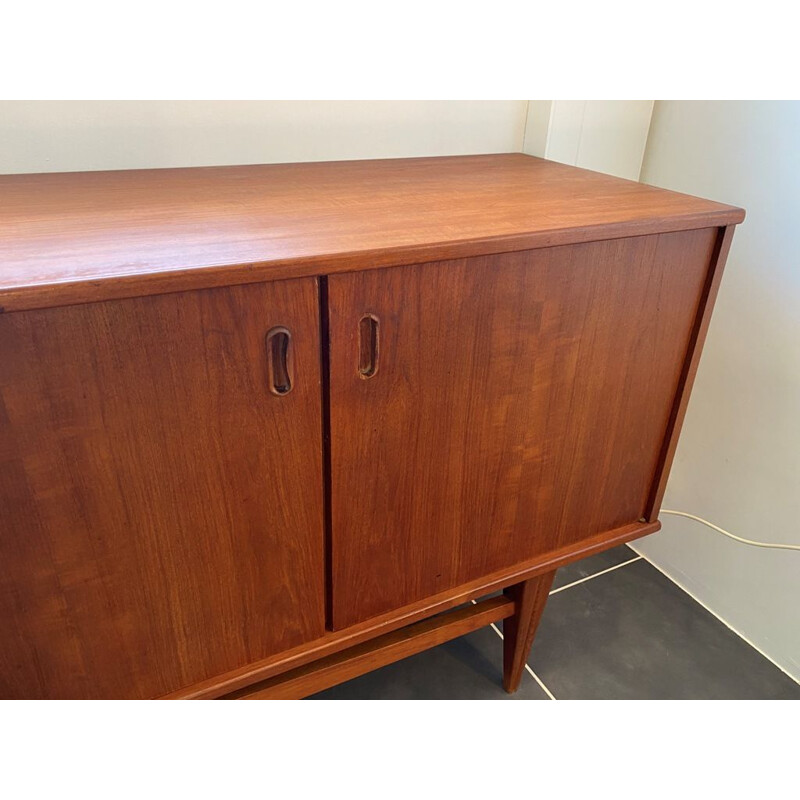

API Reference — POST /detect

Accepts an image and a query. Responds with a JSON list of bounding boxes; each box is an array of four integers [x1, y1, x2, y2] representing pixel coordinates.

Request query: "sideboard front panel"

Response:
[[327, 230, 718, 628], [0, 279, 326, 698]]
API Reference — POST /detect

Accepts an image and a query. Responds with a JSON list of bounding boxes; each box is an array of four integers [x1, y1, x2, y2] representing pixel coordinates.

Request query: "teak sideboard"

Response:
[[0, 154, 744, 699]]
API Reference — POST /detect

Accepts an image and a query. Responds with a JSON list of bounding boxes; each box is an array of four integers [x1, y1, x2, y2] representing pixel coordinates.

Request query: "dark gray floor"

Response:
[[311, 545, 800, 700], [550, 543, 638, 589]]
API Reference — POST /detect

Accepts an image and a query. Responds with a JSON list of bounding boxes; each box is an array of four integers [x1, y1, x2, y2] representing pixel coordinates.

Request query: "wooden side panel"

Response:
[[328, 230, 718, 628], [645, 225, 736, 519], [0, 279, 325, 699]]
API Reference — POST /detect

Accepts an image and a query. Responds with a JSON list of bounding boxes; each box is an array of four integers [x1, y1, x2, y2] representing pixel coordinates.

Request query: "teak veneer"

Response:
[[0, 154, 744, 699]]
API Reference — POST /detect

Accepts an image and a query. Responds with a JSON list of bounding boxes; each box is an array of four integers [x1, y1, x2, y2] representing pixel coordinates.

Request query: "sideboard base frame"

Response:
[[163, 519, 659, 700], [226, 595, 516, 699]]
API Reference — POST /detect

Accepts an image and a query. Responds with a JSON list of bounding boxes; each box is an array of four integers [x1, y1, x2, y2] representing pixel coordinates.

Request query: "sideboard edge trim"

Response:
[[0, 215, 742, 314]]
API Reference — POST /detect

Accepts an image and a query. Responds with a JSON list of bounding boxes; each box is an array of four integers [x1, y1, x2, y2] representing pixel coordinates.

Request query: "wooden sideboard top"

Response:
[[0, 153, 744, 311]]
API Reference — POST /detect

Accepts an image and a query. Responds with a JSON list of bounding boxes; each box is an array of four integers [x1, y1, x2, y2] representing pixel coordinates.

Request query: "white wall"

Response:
[[636, 101, 800, 680], [0, 101, 528, 174], [523, 100, 653, 180], [0, 100, 654, 179]]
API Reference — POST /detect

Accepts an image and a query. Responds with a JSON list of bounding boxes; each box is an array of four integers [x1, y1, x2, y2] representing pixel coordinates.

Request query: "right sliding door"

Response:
[[327, 229, 718, 628]]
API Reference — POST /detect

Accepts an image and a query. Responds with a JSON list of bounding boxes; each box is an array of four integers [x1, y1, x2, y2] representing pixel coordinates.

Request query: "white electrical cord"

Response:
[[660, 509, 800, 552]]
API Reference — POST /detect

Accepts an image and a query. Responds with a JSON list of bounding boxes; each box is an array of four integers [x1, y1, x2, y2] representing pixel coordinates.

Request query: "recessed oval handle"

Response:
[[266, 326, 293, 396], [358, 314, 379, 379]]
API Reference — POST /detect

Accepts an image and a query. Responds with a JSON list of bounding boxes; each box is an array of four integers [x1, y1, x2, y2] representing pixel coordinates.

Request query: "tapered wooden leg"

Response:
[[502, 570, 556, 693]]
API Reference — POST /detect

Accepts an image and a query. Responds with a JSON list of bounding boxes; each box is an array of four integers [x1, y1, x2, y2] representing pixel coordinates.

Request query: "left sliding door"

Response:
[[0, 279, 325, 698]]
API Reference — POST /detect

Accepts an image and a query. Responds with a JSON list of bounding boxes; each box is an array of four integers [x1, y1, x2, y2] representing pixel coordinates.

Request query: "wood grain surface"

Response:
[[0, 154, 743, 312], [327, 230, 718, 627], [0, 278, 325, 698], [645, 225, 736, 520]]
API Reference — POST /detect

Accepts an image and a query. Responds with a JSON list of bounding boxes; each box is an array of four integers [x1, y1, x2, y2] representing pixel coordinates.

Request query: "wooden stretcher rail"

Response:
[[224, 595, 515, 700]]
